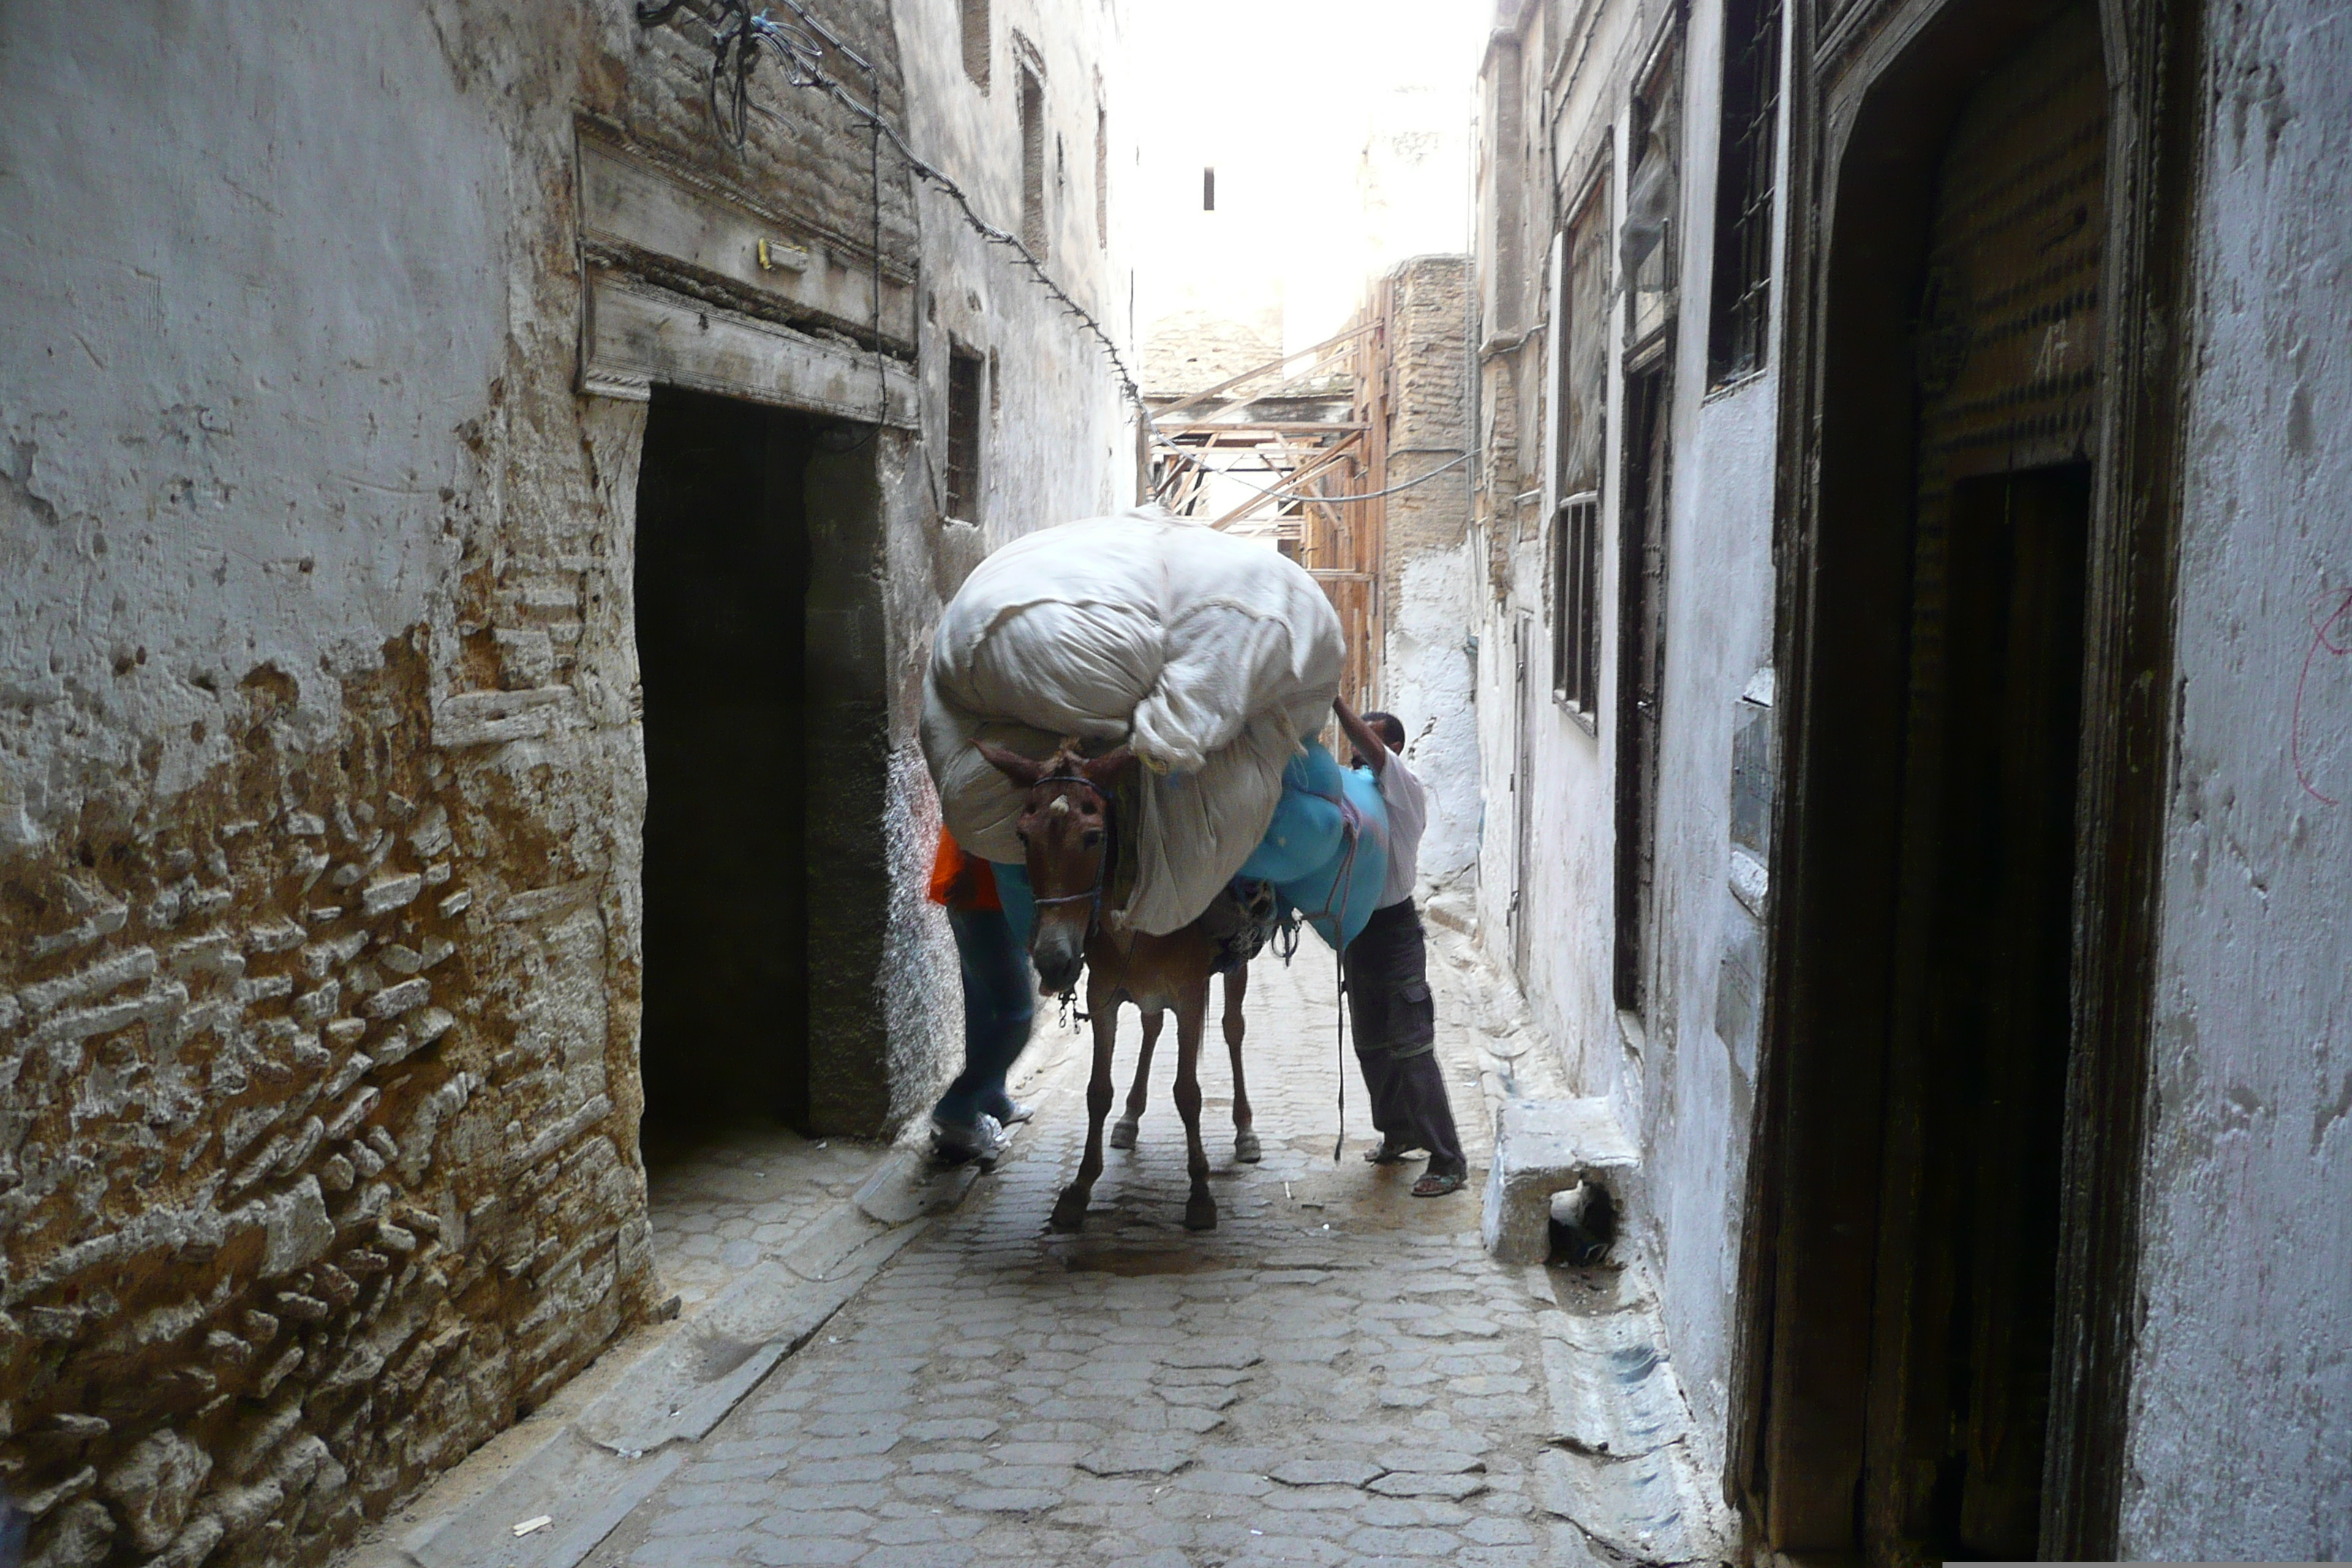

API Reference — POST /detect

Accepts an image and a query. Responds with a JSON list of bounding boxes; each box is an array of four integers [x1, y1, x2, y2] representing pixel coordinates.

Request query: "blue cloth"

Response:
[[1237, 741, 1390, 951], [1272, 760, 1388, 952], [1238, 742, 1352, 882], [932, 903, 1036, 1128]]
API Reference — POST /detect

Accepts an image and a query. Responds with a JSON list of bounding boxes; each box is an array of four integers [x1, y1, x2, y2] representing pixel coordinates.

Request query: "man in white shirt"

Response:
[[1333, 698, 1467, 1196]]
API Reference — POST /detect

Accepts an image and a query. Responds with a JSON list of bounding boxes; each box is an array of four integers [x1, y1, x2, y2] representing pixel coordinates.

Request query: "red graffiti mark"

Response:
[[2291, 584, 2352, 807]]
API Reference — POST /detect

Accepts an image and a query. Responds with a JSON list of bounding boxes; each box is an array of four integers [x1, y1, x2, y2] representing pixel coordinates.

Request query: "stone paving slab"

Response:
[[552, 935, 1722, 1568]]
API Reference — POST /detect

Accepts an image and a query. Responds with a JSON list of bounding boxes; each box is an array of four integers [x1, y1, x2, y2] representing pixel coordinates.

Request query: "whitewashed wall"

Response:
[[2122, 0, 2352, 1552], [1468, 0, 1794, 1483]]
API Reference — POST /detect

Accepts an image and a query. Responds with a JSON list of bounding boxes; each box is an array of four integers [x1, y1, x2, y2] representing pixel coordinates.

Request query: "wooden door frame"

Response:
[[1613, 336, 1676, 1018], [1727, 0, 2203, 1556]]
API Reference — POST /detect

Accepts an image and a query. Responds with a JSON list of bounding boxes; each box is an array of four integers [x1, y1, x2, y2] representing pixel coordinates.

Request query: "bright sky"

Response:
[[1123, 0, 1493, 357]]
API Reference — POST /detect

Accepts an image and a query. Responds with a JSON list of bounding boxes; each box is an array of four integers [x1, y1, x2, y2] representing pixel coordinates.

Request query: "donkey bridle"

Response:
[[1025, 774, 1116, 916]]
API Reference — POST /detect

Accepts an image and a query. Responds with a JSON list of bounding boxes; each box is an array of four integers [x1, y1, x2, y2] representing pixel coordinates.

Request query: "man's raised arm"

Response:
[[1333, 696, 1389, 777]]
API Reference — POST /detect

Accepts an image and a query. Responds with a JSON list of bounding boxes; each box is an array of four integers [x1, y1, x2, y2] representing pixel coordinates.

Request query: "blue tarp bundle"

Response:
[[993, 741, 1387, 955], [1237, 742, 1387, 953]]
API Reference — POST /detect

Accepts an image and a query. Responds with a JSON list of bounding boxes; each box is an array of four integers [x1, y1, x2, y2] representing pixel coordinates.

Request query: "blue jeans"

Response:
[[933, 904, 1036, 1128]]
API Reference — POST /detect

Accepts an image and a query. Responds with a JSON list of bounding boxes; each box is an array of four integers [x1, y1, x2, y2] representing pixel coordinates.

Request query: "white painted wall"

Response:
[[1390, 545, 1483, 892], [897, 0, 1137, 536], [1468, 0, 1793, 1480], [2122, 0, 2352, 1552], [0, 1, 504, 842]]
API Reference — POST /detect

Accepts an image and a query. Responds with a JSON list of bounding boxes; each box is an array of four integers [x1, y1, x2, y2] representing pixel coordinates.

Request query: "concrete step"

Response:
[[1480, 1096, 1638, 1264]]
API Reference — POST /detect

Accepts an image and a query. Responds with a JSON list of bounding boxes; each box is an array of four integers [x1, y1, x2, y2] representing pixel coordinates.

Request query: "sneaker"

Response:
[[991, 1099, 1036, 1126], [931, 1112, 1008, 1167]]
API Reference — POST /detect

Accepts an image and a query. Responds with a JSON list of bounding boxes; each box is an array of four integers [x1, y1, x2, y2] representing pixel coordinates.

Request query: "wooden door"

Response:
[[1863, 12, 2106, 1556]]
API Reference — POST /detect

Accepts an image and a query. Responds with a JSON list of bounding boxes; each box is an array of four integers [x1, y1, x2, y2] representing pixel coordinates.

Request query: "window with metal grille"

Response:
[[960, 0, 990, 89], [1707, 0, 1782, 382], [1019, 67, 1047, 258], [1551, 172, 1610, 723], [946, 348, 984, 521], [1553, 491, 1602, 715], [1624, 39, 1683, 348]]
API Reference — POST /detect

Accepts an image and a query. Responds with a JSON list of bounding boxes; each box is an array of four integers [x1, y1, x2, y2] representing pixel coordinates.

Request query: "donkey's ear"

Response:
[[1079, 745, 1134, 787], [973, 740, 1049, 789]]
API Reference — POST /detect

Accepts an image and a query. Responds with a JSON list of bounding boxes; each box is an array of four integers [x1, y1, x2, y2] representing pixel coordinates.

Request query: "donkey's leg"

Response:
[[1051, 982, 1119, 1232], [1109, 1009, 1161, 1151], [1224, 968, 1261, 1163], [1174, 977, 1216, 1231]]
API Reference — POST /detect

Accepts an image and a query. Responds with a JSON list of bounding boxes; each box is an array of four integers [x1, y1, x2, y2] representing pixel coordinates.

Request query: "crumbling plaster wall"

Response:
[[1373, 258, 1482, 893], [0, 0, 954, 1564], [2121, 0, 2352, 1553]]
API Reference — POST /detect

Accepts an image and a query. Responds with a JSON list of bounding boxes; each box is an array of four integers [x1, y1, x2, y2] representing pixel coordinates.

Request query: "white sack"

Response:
[[921, 506, 1343, 935]]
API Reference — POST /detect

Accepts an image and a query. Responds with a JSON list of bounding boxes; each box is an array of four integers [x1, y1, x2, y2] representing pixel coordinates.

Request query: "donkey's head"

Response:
[[974, 738, 1131, 995]]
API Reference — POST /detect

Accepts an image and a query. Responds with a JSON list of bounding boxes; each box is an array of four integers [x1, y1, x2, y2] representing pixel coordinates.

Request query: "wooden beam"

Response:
[[1145, 322, 1376, 422], [1159, 421, 1370, 434], [1207, 435, 1364, 529]]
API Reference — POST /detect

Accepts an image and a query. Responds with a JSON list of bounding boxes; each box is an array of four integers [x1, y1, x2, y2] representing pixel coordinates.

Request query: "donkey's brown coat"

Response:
[[976, 739, 1258, 1232]]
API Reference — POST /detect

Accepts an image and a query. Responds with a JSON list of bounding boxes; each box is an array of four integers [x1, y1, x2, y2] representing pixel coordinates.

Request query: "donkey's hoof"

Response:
[[1233, 1128, 1262, 1164], [1183, 1193, 1218, 1232], [1049, 1189, 1091, 1232], [1107, 1116, 1139, 1151]]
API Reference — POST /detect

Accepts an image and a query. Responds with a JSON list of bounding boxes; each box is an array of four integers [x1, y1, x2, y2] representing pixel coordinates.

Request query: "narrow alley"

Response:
[[4, 1, 2349, 1567], [363, 924, 1708, 1568]]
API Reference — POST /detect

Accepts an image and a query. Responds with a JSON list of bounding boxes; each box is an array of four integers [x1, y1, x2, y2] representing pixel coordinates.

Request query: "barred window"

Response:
[[1708, 0, 1782, 382], [946, 348, 984, 521], [1553, 491, 1603, 715], [1552, 174, 1610, 722]]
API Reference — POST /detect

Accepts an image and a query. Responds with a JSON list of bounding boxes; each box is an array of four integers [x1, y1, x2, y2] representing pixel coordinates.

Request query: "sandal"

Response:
[[1363, 1138, 1423, 1165], [1411, 1168, 1468, 1197]]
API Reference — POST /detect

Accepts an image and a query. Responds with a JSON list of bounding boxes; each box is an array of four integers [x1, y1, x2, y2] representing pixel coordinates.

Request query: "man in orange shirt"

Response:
[[927, 826, 1037, 1163]]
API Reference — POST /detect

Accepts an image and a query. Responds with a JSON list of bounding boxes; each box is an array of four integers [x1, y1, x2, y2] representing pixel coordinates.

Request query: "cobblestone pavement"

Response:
[[580, 930, 1613, 1568], [638, 1122, 896, 1315]]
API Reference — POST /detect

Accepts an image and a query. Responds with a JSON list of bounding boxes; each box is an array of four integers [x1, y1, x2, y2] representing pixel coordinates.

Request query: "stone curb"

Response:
[[1420, 911, 1735, 1566]]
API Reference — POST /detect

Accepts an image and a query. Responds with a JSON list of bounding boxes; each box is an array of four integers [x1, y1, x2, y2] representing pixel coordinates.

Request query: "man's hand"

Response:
[[1333, 696, 1388, 777]]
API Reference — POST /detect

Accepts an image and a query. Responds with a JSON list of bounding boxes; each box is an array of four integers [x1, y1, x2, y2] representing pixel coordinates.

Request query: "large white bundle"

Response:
[[921, 506, 1343, 935]]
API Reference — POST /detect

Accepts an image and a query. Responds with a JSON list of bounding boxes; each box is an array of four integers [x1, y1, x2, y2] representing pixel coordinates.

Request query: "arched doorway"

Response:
[[1726, 0, 2187, 1556]]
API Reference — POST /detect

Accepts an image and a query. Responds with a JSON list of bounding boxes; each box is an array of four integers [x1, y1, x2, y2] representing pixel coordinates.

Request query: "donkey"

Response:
[[976, 739, 1259, 1231], [1107, 968, 1256, 1162]]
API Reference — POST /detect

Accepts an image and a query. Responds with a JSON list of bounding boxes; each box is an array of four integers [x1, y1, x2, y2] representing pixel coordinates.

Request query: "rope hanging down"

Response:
[[632, 0, 1145, 412]]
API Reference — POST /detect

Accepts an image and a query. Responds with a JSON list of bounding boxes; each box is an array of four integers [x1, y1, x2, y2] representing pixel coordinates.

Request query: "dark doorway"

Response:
[[634, 387, 815, 1134], [1867, 464, 2089, 1558], [1737, 4, 2114, 1561], [1613, 355, 1670, 1017]]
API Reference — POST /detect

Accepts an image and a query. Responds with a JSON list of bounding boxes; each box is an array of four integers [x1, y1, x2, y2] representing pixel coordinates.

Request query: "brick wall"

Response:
[[0, 4, 924, 1566], [0, 637, 657, 1567], [1382, 256, 1474, 606]]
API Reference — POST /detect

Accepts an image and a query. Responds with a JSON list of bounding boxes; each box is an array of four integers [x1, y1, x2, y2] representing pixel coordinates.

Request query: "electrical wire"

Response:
[[1156, 446, 1472, 514], [635, 0, 1145, 412]]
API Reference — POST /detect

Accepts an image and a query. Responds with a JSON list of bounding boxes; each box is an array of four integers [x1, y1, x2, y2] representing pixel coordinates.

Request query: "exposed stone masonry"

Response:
[[1, 641, 662, 1568], [0, 1, 1135, 1562]]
